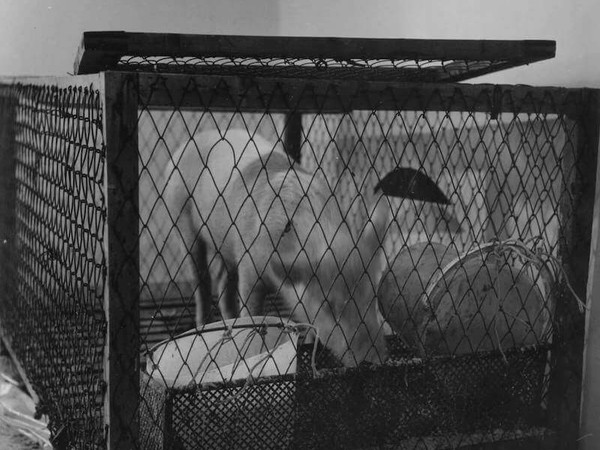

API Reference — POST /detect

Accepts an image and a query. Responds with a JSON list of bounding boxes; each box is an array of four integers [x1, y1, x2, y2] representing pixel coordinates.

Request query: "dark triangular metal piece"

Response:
[[374, 167, 450, 204]]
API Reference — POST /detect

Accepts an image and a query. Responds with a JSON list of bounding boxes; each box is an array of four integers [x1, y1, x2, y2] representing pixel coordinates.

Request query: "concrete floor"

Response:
[[0, 354, 49, 449], [0, 421, 41, 450]]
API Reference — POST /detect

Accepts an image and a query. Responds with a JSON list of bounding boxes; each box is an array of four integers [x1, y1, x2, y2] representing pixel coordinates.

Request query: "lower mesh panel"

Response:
[[140, 340, 549, 450]]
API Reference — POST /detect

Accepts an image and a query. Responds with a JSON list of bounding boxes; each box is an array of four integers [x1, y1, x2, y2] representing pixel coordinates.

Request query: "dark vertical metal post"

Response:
[[102, 72, 140, 450], [548, 89, 600, 448], [579, 90, 600, 450], [0, 86, 17, 330], [284, 111, 303, 163]]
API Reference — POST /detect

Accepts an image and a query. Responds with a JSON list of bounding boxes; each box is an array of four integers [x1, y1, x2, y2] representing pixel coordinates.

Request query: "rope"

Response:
[[213, 321, 320, 406], [418, 238, 585, 358], [492, 238, 586, 313], [187, 324, 235, 388], [284, 322, 321, 378]]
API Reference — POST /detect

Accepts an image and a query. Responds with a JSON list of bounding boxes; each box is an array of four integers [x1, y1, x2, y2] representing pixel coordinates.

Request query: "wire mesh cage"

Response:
[[135, 95, 584, 450], [0, 79, 107, 448], [0, 34, 597, 450]]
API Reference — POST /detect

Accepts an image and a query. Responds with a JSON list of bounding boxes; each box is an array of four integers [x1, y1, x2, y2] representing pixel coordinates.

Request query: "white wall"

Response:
[[0, 0, 281, 76], [277, 0, 599, 87], [394, 0, 600, 87], [1, 0, 599, 87]]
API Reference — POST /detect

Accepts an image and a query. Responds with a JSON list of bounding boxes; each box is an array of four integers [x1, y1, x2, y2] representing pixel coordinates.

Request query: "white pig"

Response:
[[163, 129, 389, 366]]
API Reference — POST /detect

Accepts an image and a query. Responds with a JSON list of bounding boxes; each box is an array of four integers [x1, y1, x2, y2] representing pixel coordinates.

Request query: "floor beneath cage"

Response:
[[0, 421, 42, 450], [0, 347, 51, 449]]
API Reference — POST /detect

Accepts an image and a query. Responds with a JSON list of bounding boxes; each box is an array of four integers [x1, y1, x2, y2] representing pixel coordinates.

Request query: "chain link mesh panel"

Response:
[[0, 72, 593, 450], [0, 81, 107, 449], [133, 75, 590, 450], [138, 109, 286, 351]]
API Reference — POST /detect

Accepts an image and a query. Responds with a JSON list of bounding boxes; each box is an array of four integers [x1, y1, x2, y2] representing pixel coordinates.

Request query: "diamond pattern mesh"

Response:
[[0, 73, 592, 450], [132, 75, 586, 449], [0, 82, 106, 448], [140, 343, 549, 450]]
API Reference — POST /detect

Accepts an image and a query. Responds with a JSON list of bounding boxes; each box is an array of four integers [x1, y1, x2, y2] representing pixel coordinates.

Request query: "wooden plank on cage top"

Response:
[[74, 31, 556, 77], [74, 32, 126, 76], [135, 72, 584, 116]]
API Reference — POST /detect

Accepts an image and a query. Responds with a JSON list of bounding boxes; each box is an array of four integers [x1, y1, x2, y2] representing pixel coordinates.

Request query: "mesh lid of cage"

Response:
[[74, 31, 555, 82]]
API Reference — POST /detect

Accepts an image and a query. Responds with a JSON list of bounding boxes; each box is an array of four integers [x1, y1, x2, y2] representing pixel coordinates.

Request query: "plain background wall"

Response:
[[0, 0, 599, 87]]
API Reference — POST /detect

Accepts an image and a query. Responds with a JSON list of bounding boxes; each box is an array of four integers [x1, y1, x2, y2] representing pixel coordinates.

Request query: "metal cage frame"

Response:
[[0, 33, 598, 450]]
